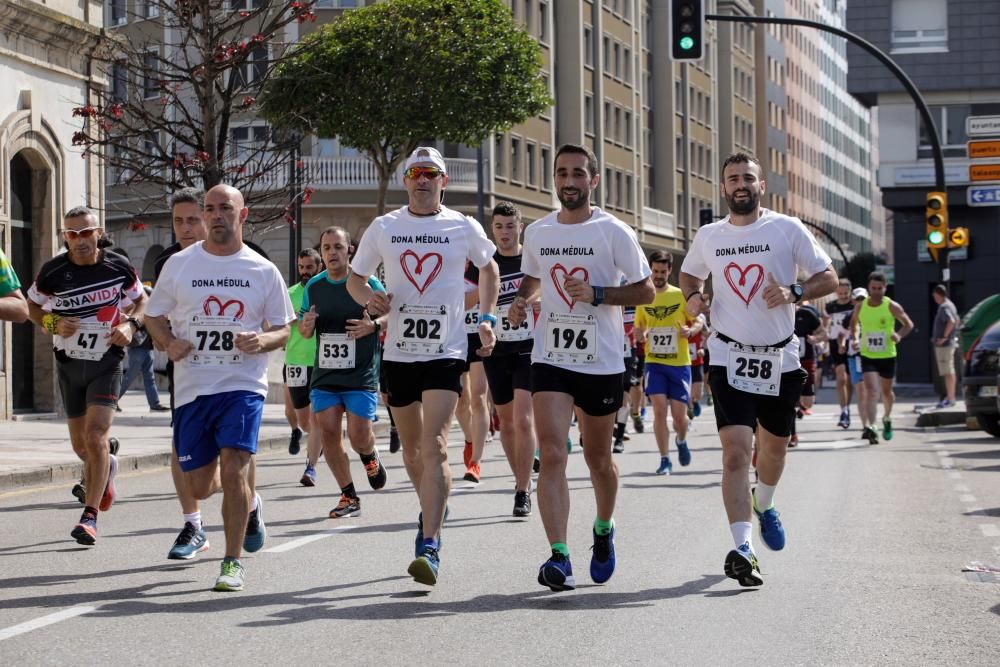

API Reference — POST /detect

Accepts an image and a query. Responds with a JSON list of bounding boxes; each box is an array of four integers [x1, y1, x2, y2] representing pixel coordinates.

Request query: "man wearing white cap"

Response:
[[347, 147, 499, 587]]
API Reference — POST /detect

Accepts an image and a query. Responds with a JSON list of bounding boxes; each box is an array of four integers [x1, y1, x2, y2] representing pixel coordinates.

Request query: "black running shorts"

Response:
[[483, 352, 531, 405], [382, 358, 464, 407], [707, 365, 808, 438], [800, 359, 816, 397], [860, 355, 896, 379], [57, 353, 124, 419], [282, 364, 313, 410], [531, 363, 623, 417]]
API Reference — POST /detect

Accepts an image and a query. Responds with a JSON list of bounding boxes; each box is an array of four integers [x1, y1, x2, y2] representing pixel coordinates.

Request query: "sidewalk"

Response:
[[0, 389, 393, 492]]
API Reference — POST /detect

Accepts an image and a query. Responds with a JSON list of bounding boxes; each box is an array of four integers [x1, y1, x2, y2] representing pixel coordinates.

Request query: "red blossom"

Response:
[[241, 96, 256, 108], [109, 103, 125, 119], [295, 159, 305, 170], [195, 150, 211, 162], [72, 105, 98, 118], [98, 120, 113, 132], [302, 187, 314, 205], [127, 220, 147, 232]]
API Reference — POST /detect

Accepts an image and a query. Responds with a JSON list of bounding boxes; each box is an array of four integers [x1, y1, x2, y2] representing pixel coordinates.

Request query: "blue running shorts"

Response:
[[310, 388, 378, 421], [173, 390, 264, 472], [644, 362, 692, 404]]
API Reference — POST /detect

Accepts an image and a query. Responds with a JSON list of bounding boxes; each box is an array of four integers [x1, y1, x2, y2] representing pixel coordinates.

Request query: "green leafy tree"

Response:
[[259, 0, 551, 214]]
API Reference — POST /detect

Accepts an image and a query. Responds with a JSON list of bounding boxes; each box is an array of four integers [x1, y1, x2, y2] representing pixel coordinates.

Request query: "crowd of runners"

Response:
[[9, 146, 923, 594]]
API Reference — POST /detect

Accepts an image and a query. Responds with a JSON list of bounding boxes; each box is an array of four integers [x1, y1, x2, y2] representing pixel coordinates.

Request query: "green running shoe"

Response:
[[213, 558, 245, 592], [882, 418, 893, 441]]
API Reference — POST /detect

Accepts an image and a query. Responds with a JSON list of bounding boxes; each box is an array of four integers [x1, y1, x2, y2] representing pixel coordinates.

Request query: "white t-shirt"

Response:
[[146, 242, 296, 408], [680, 209, 832, 372], [522, 207, 651, 375], [351, 205, 496, 363]]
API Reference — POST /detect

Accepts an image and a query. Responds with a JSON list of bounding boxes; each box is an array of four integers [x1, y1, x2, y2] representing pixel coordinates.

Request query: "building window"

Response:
[[112, 60, 128, 102], [539, 1, 549, 42], [585, 94, 594, 134], [615, 171, 623, 208], [110, 0, 126, 25], [625, 174, 633, 210], [605, 168, 613, 206], [143, 51, 159, 99], [613, 42, 621, 79], [603, 36, 611, 73], [918, 105, 972, 158], [526, 142, 537, 186], [541, 145, 552, 190], [230, 125, 269, 161], [623, 47, 631, 83], [235, 45, 268, 88], [143, 1, 160, 19], [891, 0, 948, 53], [614, 107, 622, 143], [584, 25, 593, 67], [495, 133, 505, 178], [511, 136, 522, 182], [604, 100, 612, 136], [523, 0, 533, 33], [624, 110, 632, 147]]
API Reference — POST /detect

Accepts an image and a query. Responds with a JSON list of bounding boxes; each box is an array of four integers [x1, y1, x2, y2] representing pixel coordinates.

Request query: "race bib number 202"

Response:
[[394, 304, 448, 355]]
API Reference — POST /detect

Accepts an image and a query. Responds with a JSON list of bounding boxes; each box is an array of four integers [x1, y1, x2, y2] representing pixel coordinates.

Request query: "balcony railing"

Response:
[[641, 206, 676, 238], [241, 156, 480, 192]]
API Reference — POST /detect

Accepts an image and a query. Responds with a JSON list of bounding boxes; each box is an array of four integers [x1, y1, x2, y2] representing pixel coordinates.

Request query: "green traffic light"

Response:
[[928, 230, 945, 245], [680, 36, 695, 50]]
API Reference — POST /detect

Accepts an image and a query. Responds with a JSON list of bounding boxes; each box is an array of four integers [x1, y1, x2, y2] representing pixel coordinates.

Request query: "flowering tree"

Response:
[[73, 0, 320, 229], [258, 0, 551, 215]]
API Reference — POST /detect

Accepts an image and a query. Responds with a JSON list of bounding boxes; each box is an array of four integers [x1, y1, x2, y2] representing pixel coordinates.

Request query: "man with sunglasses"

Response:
[[348, 147, 500, 587], [507, 144, 654, 592], [145, 184, 295, 592], [27, 206, 147, 545]]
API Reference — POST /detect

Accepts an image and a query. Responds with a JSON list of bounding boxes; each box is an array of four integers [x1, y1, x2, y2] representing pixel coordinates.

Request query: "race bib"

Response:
[[543, 312, 596, 365], [285, 364, 309, 387], [395, 304, 448, 355], [64, 321, 111, 361], [463, 308, 479, 334], [648, 327, 678, 355], [318, 333, 356, 369], [189, 315, 242, 366], [497, 303, 532, 342], [726, 344, 782, 396], [865, 333, 887, 353]]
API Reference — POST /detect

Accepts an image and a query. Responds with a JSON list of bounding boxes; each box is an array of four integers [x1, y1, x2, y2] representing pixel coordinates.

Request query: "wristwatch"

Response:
[[125, 316, 141, 330], [790, 283, 804, 303], [591, 286, 606, 307]]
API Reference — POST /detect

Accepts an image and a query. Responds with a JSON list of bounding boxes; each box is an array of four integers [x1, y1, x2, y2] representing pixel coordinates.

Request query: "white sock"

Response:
[[755, 482, 777, 511], [730, 521, 753, 548], [183, 511, 202, 531], [250, 494, 259, 512]]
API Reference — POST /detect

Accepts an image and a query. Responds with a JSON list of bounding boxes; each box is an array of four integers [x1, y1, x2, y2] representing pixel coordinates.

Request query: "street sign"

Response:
[[967, 115, 1000, 137], [918, 240, 967, 263], [969, 163, 1000, 182], [968, 140, 1000, 159], [967, 184, 1000, 207]]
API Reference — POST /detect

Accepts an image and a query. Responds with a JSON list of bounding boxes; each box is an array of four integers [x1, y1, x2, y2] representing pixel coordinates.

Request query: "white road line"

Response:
[[933, 444, 944, 449], [960, 494, 977, 504], [262, 525, 356, 553], [953, 483, 970, 492], [935, 450, 950, 457], [940, 458, 954, 468], [948, 471, 962, 479], [0, 606, 96, 642], [979, 524, 1000, 538]]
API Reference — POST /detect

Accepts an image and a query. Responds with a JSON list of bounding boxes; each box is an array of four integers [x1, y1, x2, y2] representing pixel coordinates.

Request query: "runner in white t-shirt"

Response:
[[679, 153, 837, 588], [507, 144, 653, 592], [347, 147, 499, 587], [146, 184, 296, 592]]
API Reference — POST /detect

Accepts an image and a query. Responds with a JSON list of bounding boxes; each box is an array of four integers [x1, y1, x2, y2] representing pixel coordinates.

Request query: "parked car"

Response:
[[963, 319, 1000, 437]]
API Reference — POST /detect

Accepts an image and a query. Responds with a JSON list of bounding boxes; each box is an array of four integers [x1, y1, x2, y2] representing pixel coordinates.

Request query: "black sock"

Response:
[[388, 410, 396, 428], [341, 483, 357, 499], [614, 422, 625, 440], [359, 450, 377, 465]]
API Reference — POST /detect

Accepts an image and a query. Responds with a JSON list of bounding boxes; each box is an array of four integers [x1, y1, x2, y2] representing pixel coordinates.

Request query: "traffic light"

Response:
[[925, 191, 947, 262], [670, 1, 705, 61], [948, 226, 970, 249]]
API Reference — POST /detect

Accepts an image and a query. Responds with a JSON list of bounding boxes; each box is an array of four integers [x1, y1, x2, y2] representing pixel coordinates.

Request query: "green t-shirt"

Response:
[[0, 249, 21, 295], [300, 273, 385, 391], [284, 282, 317, 366], [858, 297, 897, 359]]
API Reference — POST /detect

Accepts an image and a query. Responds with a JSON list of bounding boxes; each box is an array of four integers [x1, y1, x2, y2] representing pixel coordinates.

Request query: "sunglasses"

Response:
[[404, 166, 443, 180], [62, 226, 102, 239]]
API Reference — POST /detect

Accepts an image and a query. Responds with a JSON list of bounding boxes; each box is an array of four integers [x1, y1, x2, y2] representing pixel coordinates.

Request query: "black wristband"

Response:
[[685, 291, 702, 302]]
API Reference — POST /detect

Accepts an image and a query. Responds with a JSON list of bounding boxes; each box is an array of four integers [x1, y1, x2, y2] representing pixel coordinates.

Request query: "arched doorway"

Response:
[[9, 152, 42, 410]]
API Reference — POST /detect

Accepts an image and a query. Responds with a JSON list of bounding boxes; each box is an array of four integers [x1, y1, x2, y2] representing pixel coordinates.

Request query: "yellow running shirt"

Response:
[[635, 285, 692, 366]]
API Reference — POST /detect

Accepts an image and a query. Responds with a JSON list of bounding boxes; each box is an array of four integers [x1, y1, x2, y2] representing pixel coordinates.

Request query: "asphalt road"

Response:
[[1, 396, 998, 665]]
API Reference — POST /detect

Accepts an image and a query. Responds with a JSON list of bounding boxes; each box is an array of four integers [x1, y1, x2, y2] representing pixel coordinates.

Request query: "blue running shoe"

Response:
[[414, 505, 449, 558], [676, 440, 691, 467], [692, 401, 702, 417], [407, 545, 440, 586], [566, 435, 573, 453], [656, 456, 672, 475], [243, 493, 266, 553], [167, 522, 209, 560], [590, 526, 616, 584], [752, 489, 785, 551], [538, 551, 576, 591], [724, 542, 763, 587], [300, 464, 317, 487]]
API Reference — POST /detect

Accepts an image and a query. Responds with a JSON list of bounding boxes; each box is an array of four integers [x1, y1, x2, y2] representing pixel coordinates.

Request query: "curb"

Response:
[[916, 409, 970, 427], [0, 421, 392, 494]]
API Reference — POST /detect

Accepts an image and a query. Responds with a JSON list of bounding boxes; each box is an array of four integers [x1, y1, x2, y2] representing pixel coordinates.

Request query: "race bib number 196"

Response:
[[726, 345, 782, 396], [395, 304, 448, 355], [543, 312, 596, 365], [190, 315, 242, 366]]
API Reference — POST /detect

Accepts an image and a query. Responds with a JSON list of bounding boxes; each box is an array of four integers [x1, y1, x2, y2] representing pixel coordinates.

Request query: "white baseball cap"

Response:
[[851, 287, 868, 300], [404, 146, 447, 174]]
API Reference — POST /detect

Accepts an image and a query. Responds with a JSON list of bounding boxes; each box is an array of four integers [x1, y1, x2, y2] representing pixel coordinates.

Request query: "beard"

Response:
[[726, 188, 758, 215], [557, 188, 589, 210], [299, 273, 312, 285], [653, 278, 667, 288]]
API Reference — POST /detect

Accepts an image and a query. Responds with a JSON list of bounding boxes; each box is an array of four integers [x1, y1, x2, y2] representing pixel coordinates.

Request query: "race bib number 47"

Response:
[[726, 345, 782, 396], [543, 312, 596, 365], [190, 315, 242, 366], [394, 304, 448, 355], [64, 321, 111, 361]]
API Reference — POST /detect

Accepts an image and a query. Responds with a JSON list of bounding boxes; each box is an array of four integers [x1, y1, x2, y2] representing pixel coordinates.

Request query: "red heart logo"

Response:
[[724, 262, 765, 307], [203, 296, 245, 318], [400, 250, 443, 295], [550, 263, 589, 310]]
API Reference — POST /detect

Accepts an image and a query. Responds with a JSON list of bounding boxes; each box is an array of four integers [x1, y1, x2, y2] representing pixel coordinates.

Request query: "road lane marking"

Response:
[[954, 484, 970, 492], [948, 471, 962, 479], [979, 524, 1000, 538], [935, 450, 950, 457], [960, 494, 977, 504], [263, 525, 356, 553], [0, 606, 95, 642], [940, 458, 954, 468]]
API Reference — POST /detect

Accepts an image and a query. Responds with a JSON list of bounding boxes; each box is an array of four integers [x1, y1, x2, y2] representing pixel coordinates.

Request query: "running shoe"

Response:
[[882, 418, 893, 441], [612, 437, 625, 454], [288, 428, 302, 455], [788, 434, 799, 448], [590, 525, 616, 584], [936, 398, 953, 409], [796, 407, 804, 420], [724, 542, 763, 587], [389, 428, 401, 453], [692, 401, 702, 417], [408, 545, 440, 586], [108, 437, 120, 455], [71, 478, 86, 504], [655, 456, 672, 475], [99, 454, 118, 512], [533, 453, 541, 474], [632, 414, 644, 434], [706, 394, 713, 406], [676, 440, 691, 467], [329, 494, 361, 519], [687, 406, 695, 420], [567, 435, 573, 452], [151, 404, 170, 412], [538, 551, 576, 591], [463, 441, 473, 468], [862, 426, 879, 445], [837, 410, 850, 429], [299, 463, 317, 487], [640, 407, 647, 418], [364, 448, 387, 489], [802, 407, 813, 416], [414, 506, 449, 557], [214, 558, 245, 592], [167, 522, 209, 560], [513, 490, 532, 517], [752, 488, 786, 551], [463, 461, 481, 483], [71, 513, 97, 546], [243, 493, 266, 553]]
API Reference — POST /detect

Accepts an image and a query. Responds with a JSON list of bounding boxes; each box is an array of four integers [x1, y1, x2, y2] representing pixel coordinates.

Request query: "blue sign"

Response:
[[967, 185, 1000, 207]]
